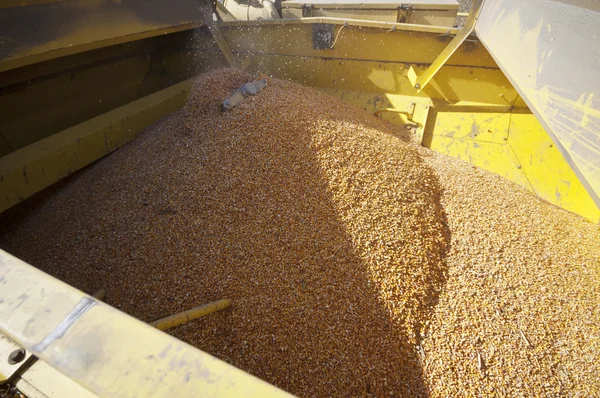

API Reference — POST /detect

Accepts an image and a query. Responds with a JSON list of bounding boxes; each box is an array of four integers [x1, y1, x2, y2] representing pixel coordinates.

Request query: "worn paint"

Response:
[[476, 0, 600, 207], [425, 109, 600, 222], [0, 250, 292, 397], [432, 112, 510, 143], [33, 297, 95, 353]]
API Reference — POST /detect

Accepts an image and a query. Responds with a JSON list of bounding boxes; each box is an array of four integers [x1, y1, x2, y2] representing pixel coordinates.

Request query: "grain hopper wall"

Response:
[[476, 0, 600, 215], [216, 17, 600, 222], [2, 2, 598, 222]]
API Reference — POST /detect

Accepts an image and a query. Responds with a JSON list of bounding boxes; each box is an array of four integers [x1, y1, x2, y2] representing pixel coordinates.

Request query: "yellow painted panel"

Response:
[[432, 112, 510, 143], [222, 22, 497, 67], [0, 80, 192, 214], [508, 114, 600, 223], [477, 0, 600, 206], [428, 135, 532, 189], [320, 88, 430, 141], [240, 54, 520, 106], [1, 56, 148, 150]]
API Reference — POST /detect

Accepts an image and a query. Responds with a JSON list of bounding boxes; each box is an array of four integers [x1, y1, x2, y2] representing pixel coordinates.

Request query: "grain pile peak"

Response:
[[1, 69, 450, 397], [1, 68, 599, 397]]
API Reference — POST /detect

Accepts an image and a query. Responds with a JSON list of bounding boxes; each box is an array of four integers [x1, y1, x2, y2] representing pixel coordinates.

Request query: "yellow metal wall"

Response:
[[476, 0, 600, 212], [1, 17, 597, 222], [221, 20, 599, 222], [424, 110, 600, 222]]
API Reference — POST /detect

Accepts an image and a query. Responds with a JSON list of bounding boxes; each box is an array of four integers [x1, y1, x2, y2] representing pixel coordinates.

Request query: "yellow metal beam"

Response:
[[221, 16, 460, 35], [413, 0, 484, 91], [150, 299, 232, 331], [200, 9, 239, 68], [0, 80, 192, 214], [0, 250, 292, 397]]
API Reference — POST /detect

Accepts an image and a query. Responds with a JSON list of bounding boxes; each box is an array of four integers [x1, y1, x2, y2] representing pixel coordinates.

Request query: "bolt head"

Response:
[[8, 348, 26, 365]]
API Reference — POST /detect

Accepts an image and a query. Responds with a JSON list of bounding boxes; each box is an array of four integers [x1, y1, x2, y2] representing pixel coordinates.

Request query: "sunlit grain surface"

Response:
[[1, 69, 598, 397]]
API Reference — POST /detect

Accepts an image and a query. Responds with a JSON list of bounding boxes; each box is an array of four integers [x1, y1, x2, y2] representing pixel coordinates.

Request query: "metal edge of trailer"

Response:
[[280, 0, 460, 11], [0, 0, 206, 73], [474, 0, 600, 208], [0, 79, 192, 214], [220, 16, 460, 34], [0, 249, 293, 397]]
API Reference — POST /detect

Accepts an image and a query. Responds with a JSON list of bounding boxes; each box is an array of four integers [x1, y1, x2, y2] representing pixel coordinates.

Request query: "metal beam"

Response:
[[413, 0, 484, 91], [221, 16, 460, 35], [200, 7, 239, 68], [0, 80, 192, 214]]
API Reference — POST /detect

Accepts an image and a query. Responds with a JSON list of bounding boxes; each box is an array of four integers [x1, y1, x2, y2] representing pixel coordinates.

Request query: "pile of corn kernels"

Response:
[[1, 69, 598, 397]]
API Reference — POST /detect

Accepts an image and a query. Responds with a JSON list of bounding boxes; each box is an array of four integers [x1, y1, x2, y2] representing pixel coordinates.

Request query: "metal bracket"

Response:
[[302, 3, 313, 17], [413, 0, 484, 92], [312, 24, 334, 50], [397, 4, 413, 23]]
